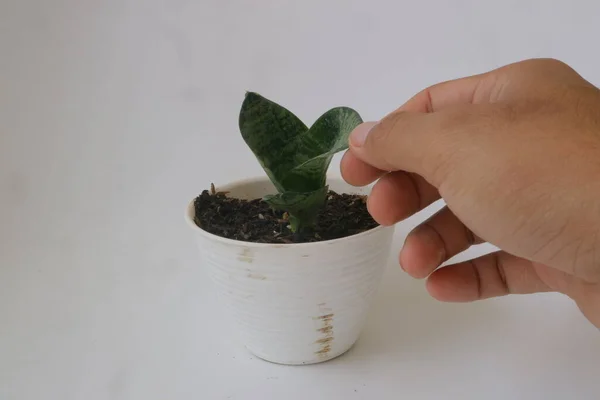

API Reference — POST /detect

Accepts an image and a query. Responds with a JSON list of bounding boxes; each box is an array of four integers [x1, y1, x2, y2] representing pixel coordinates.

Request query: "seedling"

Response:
[[239, 92, 363, 233]]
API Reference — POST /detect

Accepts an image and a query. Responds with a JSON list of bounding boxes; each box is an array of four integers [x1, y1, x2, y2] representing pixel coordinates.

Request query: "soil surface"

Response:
[[193, 187, 379, 244]]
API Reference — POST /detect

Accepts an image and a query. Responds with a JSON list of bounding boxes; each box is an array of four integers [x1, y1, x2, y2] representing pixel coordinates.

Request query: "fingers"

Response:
[[425, 252, 552, 302], [400, 207, 482, 279], [347, 71, 498, 179], [340, 149, 386, 187], [366, 171, 440, 226]]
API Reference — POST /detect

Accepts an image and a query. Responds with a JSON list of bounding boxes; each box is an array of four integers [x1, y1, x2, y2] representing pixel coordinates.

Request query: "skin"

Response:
[[340, 58, 600, 329]]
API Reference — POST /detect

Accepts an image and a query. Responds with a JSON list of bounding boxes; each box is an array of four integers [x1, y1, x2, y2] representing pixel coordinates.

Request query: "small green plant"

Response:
[[239, 92, 363, 233]]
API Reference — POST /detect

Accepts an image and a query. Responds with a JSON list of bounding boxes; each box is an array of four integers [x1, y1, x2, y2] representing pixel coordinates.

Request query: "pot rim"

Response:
[[185, 175, 390, 249]]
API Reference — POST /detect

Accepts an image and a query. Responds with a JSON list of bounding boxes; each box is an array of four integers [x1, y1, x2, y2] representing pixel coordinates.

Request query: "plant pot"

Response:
[[186, 176, 395, 365]]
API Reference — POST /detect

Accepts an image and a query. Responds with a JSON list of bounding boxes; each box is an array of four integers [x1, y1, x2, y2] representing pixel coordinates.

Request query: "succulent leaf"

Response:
[[239, 92, 362, 232]]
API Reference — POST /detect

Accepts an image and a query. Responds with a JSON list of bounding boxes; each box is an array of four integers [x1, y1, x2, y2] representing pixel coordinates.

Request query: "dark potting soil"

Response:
[[193, 186, 379, 244]]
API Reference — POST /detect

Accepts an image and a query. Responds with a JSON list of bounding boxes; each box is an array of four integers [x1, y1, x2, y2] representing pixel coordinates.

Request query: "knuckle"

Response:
[[540, 57, 572, 70], [515, 57, 572, 72]]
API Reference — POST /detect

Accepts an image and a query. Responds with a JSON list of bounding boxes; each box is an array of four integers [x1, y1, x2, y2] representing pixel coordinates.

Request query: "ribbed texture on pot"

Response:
[[195, 225, 393, 365], [187, 177, 395, 365]]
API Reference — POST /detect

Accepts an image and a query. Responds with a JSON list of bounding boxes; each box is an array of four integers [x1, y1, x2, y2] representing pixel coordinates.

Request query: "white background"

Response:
[[1, 0, 600, 399]]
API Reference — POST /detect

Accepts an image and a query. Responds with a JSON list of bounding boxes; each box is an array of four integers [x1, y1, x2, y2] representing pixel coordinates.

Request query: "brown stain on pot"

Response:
[[315, 345, 331, 356], [318, 313, 334, 321], [237, 248, 253, 263], [315, 336, 333, 344], [313, 311, 334, 358], [317, 325, 333, 334]]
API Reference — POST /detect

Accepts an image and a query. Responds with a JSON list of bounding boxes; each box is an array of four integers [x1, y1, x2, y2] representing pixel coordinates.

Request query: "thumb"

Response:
[[348, 72, 495, 179], [348, 113, 435, 176]]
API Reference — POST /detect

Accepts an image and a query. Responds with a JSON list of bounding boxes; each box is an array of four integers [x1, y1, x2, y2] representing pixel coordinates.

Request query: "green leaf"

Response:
[[239, 92, 362, 232], [281, 106, 363, 191], [263, 186, 329, 232], [239, 92, 308, 192]]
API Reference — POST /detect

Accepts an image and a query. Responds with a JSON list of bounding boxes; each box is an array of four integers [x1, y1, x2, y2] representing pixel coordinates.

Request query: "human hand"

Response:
[[341, 58, 600, 328]]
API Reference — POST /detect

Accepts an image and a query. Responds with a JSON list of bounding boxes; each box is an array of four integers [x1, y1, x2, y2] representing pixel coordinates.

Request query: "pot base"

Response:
[[246, 342, 356, 365]]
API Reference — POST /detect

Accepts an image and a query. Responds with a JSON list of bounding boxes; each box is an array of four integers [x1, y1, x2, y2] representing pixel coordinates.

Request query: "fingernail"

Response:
[[350, 121, 378, 147]]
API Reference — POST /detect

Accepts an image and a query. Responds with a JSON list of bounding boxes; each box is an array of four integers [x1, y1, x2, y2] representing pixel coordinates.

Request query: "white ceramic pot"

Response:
[[186, 176, 394, 365]]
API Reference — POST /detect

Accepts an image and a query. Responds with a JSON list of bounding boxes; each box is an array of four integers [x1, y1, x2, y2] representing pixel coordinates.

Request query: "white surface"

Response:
[[188, 177, 394, 365], [1, 0, 599, 399]]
